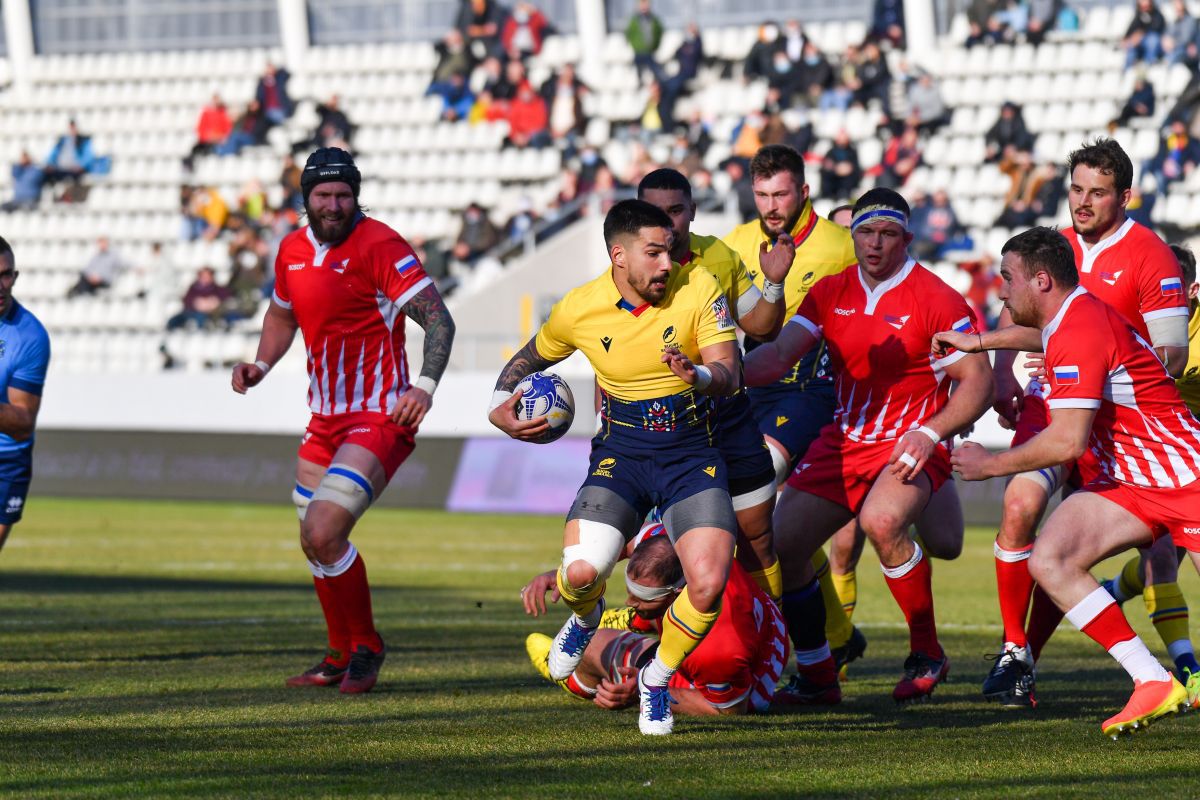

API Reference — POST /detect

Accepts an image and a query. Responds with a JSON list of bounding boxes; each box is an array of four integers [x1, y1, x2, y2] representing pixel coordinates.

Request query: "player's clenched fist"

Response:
[[488, 390, 551, 441], [950, 440, 993, 480], [930, 329, 981, 359], [231, 361, 267, 394]]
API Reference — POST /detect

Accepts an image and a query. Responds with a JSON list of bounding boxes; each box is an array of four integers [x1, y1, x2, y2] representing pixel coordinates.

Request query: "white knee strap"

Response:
[[311, 465, 374, 520], [562, 519, 625, 583], [1009, 465, 1062, 498], [293, 483, 315, 521], [767, 440, 791, 486]]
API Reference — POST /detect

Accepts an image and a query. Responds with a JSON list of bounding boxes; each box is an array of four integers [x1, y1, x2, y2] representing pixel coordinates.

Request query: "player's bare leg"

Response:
[[548, 517, 619, 681], [915, 480, 965, 561], [298, 443, 390, 694], [857, 470, 948, 703], [1030, 492, 1186, 736], [733, 496, 781, 601], [771, 487, 854, 704], [0, 523, 12, 554]]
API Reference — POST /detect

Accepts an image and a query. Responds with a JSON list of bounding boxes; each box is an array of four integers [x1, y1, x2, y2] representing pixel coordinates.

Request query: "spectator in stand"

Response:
[[995, 154, 1063, 226], [820, 129, 863, 200], [820, 45, 858, 111], [225, 232, 269, 322], [410, 236, 453, 291], [215, 100, 270, 156], [781, 108, 815, 155], [731, 112, 766, 159], [542, 63, 589, 143], [435, 74, 476, 121], [180, 185, 229, 242], [908, 72, 950, 133], [255, 63, 293, 125], [876, 125, 922, 188], [292, 95, 355, 154], [1163, 0, 1198, 64], [502, 1, 549, 61], [431, 29, 476, 92], [852, 42, 892, 112], [457, 0, 508, 61], [910, 189, 971, 261], [869, 0, 907, 48], [659, 23, 704, 124], [452, 202, 501, 265], [1144, 118, 1200, 195], [43, 119, 101, 194], [185, 94, 232, 170], [280, 155, 303, 214], [766, 49, 801, 107], [796, 41, 833, 107], [640, 80, 668, 139], [1125, 183, 1157, 226], [2, 152, 44, 212], [166, 267, 231, 330], [626, 0, 665, 86], [67, 237, 126, 298], [984, 102, 1035, 162], [965, 0, 1008, 47], [229, 179, 268, 233], [720, 157, 757, 222], [1111, 72, 1156, 129], [1025, 0, 1061, 45], [681, 109, 713, 161], [828, 203, 854, 227], [504, 81, 551, 149], [781, 19, 807, 65], [995, 0, 1030, 42], [1123, 0, 1166, 69], [500, 196, 539, 259], [744, 22, 782, 83], [493, 58, 527, 102], [665, 131, 704, 176]]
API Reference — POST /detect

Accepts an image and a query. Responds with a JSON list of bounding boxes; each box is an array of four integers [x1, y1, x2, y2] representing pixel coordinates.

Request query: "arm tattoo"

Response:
[[402, 284, 456, 383], [495, 336, 556, 392]]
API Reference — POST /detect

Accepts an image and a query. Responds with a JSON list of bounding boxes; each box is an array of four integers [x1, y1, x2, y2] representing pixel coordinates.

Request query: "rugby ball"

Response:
[[516, 371, 575, 444]]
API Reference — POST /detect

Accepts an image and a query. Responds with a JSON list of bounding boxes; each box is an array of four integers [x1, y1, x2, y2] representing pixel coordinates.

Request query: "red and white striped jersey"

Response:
[[791, 259, 978, 444], [1044, 287, 1200, 489], [1065, 219, 1188, 342], [272, 217, 431, 416]]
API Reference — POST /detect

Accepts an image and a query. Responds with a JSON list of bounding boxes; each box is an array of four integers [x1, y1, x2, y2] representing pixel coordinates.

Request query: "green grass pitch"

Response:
[[1, 498, 1198, 798]]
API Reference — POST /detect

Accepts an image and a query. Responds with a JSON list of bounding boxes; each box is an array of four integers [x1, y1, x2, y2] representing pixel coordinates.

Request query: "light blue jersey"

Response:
[[0, 300, 50, 465]]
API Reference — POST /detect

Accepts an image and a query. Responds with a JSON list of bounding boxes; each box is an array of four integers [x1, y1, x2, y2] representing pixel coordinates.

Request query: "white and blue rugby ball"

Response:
[[516, 371, 575, 444]]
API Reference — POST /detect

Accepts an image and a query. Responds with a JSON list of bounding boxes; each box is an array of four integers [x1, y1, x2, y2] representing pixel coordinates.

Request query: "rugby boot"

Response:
[[893, 650, 950, 703], [982, 644, 1036, 707], [772, 672, 843, 706], [637, 668, 674, 735], [285, 651, 348, 687], [833, 626, 867, 680], [1102, 676, 1188, 738], [1183, 667, 1200, 710], [340, 641, 386, 694], [547, 600, 604, 681]]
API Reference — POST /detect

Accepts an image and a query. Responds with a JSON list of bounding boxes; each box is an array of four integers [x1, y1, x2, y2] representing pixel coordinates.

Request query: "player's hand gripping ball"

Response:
[[516, 372, 575, 443]]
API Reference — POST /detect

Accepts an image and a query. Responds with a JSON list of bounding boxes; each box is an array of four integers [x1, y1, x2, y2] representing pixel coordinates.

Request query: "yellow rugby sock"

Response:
[[831, 569, 858, 622], [813, 549, 854, 649], [1145, 583, 1190, 652], [748, 558, 783, 603], [556, 568, 606, 620], [1117, 555, 1145, 600], [657, 587, 721, 671]]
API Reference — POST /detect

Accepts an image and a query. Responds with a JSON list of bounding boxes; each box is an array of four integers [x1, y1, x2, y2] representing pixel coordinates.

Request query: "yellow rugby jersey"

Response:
[[683, 232, 760, 320], [535, 265, 737, 400], [722, 200, 857, 319], [1177, 306, 1200, 415]]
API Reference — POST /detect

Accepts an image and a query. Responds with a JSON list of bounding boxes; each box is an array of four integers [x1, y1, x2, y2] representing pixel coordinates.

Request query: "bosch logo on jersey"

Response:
[[834, 307, 856, 316], [1184, 527, 1200, 535], [288, 263, 305, 271]]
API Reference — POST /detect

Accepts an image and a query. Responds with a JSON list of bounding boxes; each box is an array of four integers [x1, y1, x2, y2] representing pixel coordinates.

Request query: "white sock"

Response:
[[1110, 638, 1172, 684], [641, 654, 674, 687], [795, 643, 832, 666]]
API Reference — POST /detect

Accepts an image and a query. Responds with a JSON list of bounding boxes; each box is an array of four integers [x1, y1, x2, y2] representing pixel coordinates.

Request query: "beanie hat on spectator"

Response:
[[301, 147, 361, 203]]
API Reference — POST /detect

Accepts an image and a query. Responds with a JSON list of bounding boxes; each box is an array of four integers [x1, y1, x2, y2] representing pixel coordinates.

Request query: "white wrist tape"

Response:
[[693, 365, 713, 390], [914, 425, 940, 444], [489, 390, 514, 412], [415, 376, 438, 396], [762, 280, 784, 304], [254, 359, 271, 374]]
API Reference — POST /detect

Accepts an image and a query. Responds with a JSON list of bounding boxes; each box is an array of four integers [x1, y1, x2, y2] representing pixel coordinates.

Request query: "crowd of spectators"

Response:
[[2, 119, 112, 210]]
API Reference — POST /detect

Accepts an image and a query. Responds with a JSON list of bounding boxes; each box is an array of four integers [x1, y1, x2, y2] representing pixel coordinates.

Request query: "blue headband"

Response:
[[851, 206, 908, 233]]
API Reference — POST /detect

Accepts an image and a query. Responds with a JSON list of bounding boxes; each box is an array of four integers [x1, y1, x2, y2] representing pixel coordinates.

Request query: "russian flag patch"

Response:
[[952, 316, 974, 334], [394, 255, 418, 276], [1053, 365, 1080, 385], [1161, 276, 1184, 296]]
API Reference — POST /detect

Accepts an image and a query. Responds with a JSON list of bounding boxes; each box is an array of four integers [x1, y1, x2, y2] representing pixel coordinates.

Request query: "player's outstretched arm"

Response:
[[232, 301, 298, 394], [953, 407, 1095, 480], [0, 387, 40, 442], [662, 340, 740, 395], [393, 283, 457, 427], [488, 335, 563, 440], [889, 351, 993, 481], [743, 320, 817, 387]]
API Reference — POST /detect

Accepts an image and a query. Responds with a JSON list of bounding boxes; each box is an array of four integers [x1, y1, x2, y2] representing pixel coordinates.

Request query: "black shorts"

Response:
[[713, 391, 775, 499], [749, 380, 837, 468], [578, 437, 730, 522]]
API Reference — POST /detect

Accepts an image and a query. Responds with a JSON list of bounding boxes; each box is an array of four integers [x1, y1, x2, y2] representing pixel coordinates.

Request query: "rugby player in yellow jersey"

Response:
[[488, 200, 741, 735], [638, 168, 792, 603], [1099, 243, 1200, 706]]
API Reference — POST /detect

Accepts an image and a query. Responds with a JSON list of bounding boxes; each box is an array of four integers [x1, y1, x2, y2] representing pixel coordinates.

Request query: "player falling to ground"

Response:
[[0, 237, 50, 555], [232, 148, 455, 694], [489, 200, 741, 735], [638, 168, 791, 603], [979, 140, 1195, 709], [522, 522, 789, 716], [940, 227, 1200, 738], [744, 188, 993, 704]]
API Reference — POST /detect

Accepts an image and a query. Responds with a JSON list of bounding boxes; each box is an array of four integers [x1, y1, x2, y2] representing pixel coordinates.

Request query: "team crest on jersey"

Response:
[[592, 457, 616, 477], [801, 271, 816, 288], [662, 326, 678, 345], [333, 258, 351, 274], [712, 296, 734, 330], [884, 314, 911, 330], [1052, 365, 1080, 386], [1161, 276, 1184, 296], [1100, 270, 1124, 286]]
